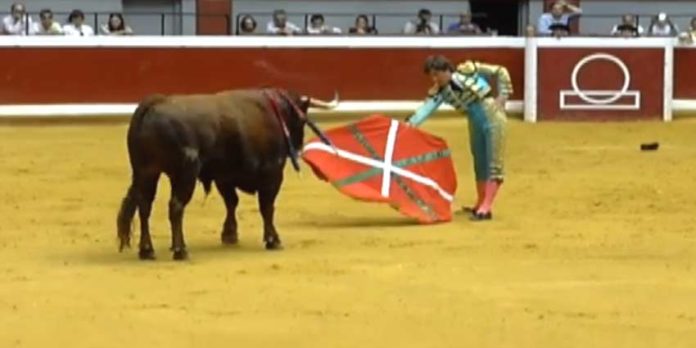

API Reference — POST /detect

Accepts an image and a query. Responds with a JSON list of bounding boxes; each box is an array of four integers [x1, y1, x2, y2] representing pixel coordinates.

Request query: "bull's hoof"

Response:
[[118, 239, 131, 252], [221, 232, 239, 245], [138, 248, 156, 260], [264, 238, 283, 251], [172, 249, 189, 261]]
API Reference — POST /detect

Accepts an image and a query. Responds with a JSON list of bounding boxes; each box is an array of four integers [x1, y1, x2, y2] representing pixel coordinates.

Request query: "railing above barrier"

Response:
[[0, 12, 229, 36], [3, 11, 694, 36]]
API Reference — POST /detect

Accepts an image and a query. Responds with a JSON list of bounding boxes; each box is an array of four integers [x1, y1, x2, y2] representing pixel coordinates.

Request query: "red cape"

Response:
[[302, 114, 457, 223]]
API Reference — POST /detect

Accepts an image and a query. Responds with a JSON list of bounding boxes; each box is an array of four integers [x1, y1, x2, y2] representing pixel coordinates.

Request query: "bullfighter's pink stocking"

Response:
[[474, 181, 486, 209], [477, 180, 502, 214]]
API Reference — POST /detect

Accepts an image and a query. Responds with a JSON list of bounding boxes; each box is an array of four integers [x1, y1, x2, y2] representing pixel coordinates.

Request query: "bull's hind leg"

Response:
[[168, 172, 197, 260], [215, 180, 239, 245], [136, 174, 160, 260], [258, 177, 283, 250]]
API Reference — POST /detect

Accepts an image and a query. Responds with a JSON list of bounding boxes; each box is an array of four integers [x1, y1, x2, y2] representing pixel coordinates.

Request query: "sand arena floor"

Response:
[[1, 117, 695, 348]]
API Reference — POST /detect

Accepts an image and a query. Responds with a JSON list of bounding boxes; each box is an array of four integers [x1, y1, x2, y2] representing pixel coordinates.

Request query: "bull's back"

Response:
[[127, 90, 285, 182]]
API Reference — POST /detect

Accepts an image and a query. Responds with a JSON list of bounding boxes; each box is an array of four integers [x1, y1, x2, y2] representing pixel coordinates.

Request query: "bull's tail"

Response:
[[116, 182, 137, 251], [118, 94, 167, 251]]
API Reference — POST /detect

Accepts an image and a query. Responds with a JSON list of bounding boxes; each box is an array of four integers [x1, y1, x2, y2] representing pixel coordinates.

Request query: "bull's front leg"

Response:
[[258, 174, 283, 250], [215, 180, 239, 245]]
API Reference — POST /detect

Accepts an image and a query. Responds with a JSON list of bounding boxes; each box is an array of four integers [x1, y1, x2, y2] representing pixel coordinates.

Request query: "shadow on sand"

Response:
[[294, 215, 421, 229]]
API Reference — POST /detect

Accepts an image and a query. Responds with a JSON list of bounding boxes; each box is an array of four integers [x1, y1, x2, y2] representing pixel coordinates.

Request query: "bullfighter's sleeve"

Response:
[[407, 93, 445, 127], [473, 62, 514, 98]]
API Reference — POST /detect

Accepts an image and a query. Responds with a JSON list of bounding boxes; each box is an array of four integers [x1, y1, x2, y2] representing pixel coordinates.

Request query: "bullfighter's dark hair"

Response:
[[423, 55, 454, 74]]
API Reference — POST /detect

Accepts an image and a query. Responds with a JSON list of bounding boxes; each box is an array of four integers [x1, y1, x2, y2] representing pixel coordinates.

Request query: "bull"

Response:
[[116, 88, 338, 260]]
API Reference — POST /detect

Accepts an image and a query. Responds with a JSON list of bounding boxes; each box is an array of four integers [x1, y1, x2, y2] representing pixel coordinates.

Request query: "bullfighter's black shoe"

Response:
[[469, 211, 492, 221]]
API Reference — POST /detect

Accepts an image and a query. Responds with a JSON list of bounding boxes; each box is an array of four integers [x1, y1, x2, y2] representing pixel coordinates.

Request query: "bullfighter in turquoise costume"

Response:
[[407, 55, 512, 221]]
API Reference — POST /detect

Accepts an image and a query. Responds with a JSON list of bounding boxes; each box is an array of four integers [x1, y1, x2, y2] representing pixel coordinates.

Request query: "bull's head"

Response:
[[277, 90, 339, 170]]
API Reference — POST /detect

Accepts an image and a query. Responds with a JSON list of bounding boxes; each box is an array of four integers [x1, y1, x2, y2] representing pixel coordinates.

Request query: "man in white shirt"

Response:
[[537, 0, 582, 35], [1, 3, 34, 36], [306, 14, 341, 35], [681, 17, 696, 44], [31, 9, 63, 35], [648, 12, 679, 37], [403, 9, 440, 35], [266, 9, 301, 35], [63, 9, 94, 36]]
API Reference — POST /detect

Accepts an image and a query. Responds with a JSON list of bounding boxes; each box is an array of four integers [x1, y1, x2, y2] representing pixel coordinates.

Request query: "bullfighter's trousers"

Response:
[[465, 97, 507, 182]]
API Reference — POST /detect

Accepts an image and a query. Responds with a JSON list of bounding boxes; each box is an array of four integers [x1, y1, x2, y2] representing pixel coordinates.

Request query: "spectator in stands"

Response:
[[549, 23, 570, 38], [31, 9, 62, 35], [1, 3, 34, 35], [647, 12, 679, 37], [611, 15, 643, 37], [239, 15, 257, 35], [306, 14, 341, 35], [525, 24, 537, 37], [266, 9, 301, 35], [537, 0, 582, 36], [63, 10, 94, 36], [403, 9, 439, 35], [678, 17, 696, 44], [101, 13, 133, 35], [348, 14, 377, 35], [446, 11, 482, 35]]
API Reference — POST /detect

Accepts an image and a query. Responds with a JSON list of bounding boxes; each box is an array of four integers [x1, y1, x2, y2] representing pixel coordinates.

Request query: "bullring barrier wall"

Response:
[[0, 36, 694, 122]]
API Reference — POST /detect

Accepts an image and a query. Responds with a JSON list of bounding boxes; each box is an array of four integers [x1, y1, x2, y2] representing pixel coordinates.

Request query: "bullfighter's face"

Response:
[[430, 69, 452, 88]]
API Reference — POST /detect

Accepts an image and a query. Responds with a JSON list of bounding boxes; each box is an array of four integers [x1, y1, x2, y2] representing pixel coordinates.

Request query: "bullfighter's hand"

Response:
[[495, 95, 508, 109]]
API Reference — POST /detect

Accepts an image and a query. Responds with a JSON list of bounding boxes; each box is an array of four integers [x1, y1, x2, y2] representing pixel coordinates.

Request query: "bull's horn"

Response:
[[310, 91, 340, 109]]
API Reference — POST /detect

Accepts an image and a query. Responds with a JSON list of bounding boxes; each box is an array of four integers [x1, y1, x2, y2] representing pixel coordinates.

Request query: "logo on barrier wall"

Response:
[[559, 53, 641, 110]]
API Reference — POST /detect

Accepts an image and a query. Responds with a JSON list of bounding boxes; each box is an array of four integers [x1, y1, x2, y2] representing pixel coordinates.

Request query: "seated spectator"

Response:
[[348, 14, 377, 35], [549, 23, 570, 38], [611, 15, 643, 37], [648, 12, 679, 37], [238, 15, 257, 35], [63, 10, 94, 36], [525, 24, 537, 37], [537, 0, 582, 36], [403, 9, 439, 35], [31, 9, 63, 35], [678, 17, 696, 44], [2, 3, 34, 36], [306, 14, 341, 35], [447, 12, 482, 35], [101, 13, 133, 35], [266, 9, 301, 35]]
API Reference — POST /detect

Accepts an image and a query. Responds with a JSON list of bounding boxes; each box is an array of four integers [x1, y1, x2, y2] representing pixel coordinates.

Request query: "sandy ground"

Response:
[[1, 117, 695, 348]]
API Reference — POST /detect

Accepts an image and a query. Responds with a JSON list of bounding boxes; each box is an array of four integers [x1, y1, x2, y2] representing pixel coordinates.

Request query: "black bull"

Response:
[[116, 88, 338, 260]]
